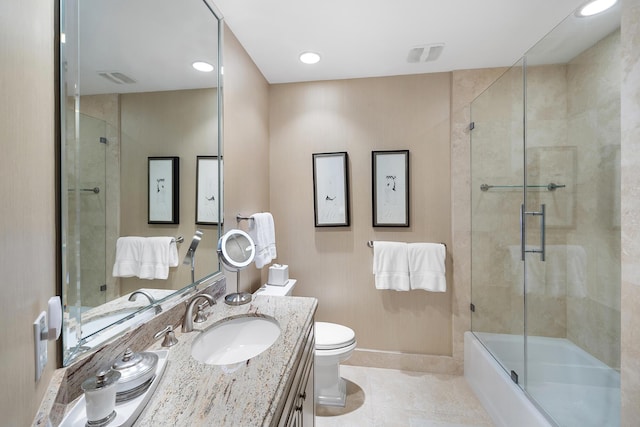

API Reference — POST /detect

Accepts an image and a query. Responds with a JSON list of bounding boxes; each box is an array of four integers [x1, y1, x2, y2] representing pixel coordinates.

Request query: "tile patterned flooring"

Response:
[[315, 365, 495, 427]]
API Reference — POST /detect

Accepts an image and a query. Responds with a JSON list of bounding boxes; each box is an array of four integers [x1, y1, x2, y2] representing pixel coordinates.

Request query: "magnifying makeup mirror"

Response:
[[217, 229, 255, 305]]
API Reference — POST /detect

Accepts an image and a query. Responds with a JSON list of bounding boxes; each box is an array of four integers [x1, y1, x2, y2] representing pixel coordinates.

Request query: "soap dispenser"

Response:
[[81, 369, 121, 426]]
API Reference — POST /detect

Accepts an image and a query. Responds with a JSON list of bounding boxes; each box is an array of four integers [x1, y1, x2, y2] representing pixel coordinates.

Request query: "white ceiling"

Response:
[[214, 0, 593, 84], [75, 0, 620, 95]]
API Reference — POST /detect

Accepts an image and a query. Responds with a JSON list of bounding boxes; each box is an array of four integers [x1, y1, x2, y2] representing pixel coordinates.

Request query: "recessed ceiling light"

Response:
[[576, 0, 617, 17], [299, 52, 321, 65], [192, 61, 214, 72]]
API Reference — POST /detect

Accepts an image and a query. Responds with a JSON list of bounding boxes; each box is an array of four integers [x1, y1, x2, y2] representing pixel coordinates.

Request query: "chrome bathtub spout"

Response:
[[182, 294, 216, 333], [129, 290, 162, 314]]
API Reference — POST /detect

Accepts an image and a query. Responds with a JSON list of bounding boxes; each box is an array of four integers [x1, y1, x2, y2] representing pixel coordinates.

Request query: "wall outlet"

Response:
[[33, 311, 48, 382]]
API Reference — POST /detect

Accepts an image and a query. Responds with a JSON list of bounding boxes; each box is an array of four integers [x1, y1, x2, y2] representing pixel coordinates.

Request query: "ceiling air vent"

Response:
[[98, 71, 137, 84], [407, 43, 445, 63]]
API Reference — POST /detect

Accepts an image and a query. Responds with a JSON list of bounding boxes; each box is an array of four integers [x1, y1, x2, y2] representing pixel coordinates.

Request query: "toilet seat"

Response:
[[315, 322, 356, 350]]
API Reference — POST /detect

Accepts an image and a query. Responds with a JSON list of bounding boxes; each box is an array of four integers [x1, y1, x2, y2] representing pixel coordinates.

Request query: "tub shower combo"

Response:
[[465, 3, 621, 427]]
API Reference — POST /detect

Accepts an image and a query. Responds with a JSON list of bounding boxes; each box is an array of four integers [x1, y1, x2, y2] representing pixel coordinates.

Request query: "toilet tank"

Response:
[[256, 279, 297, 296]]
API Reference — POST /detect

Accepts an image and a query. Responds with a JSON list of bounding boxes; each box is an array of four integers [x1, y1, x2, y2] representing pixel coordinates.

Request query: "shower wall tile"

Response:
[[564, 30, 621, 368], [526, 65, 568, 122], [621, 0, 640, 424]]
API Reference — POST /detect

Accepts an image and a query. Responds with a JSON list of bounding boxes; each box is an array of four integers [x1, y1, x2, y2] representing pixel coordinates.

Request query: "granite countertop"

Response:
[[53, 293, 316, 427], [135, 294, 317, 426]]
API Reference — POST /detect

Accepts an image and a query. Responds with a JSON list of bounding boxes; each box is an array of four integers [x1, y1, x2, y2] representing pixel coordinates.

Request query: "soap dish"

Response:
[[59, 350, 169, 427]]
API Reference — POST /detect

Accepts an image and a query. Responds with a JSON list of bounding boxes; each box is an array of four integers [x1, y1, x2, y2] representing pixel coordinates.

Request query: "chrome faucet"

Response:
[[182, 294, 216, 332], [128, 290, 162, 314]]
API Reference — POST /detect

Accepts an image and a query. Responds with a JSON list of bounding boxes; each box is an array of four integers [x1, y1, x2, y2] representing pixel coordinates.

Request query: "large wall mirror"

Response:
[[59, 0, 223, 364]]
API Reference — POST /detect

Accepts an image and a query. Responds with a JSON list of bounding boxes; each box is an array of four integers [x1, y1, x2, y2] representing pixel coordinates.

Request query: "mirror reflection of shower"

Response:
[[183, 230, 204, 285]]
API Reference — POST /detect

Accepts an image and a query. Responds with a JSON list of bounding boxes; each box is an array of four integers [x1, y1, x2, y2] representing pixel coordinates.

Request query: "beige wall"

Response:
[[0, 0, 57, 425], [221, 26, 271, 292], [621, 0, 640, 424], [269, 74, 453, 357], [120, 88, 220, 293]]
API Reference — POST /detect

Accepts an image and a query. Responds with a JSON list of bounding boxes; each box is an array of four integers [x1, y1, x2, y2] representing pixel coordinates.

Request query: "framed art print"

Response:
[[372, 150, 409, 227], [312, 152, 350, 227], [148, 156, 179, 224]]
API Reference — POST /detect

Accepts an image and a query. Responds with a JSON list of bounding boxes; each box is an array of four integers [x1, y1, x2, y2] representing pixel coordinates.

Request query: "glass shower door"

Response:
[[470, 59, 525, 384], [522, 6, 621, 426]]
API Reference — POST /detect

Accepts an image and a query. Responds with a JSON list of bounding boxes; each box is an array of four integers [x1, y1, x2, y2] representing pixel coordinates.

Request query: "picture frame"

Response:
[[372, 150, 410, 227], [196, 156, 223, 225], [148, 156, 179, 224], [312, 152, 350, 227]]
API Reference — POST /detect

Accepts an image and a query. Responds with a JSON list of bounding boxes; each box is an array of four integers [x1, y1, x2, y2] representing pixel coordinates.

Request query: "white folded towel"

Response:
[[112, 237, 145, 278], [248, 212, 277, 269], [408, 243, 446, 292], [372, 241, 410, 291], [113, 236, 178, 280]]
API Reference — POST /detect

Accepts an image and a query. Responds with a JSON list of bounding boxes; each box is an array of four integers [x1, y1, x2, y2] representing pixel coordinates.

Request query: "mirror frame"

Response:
[[57, 0, 225, 365]]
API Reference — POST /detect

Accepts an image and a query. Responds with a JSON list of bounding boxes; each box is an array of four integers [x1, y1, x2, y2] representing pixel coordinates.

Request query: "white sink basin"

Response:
[[191, 315, 281, 365]]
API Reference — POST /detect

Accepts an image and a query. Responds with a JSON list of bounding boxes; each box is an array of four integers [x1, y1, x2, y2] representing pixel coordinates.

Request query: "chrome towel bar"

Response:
[[67, 187, 100, 193], [236, 214, 255, 223], [367, 240, 446, 249]]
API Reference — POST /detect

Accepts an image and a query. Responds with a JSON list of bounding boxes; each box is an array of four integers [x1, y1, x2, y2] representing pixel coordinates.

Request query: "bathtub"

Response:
[[464, 331, 620, 427]]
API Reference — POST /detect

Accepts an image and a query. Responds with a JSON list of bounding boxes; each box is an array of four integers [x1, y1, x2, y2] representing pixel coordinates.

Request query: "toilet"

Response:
[[256, 280, 357, 407]]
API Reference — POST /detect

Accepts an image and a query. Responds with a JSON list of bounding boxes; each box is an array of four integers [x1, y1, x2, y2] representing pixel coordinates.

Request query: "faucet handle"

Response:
[[194, 303, 208, 323], [154, 325, 178, 347]]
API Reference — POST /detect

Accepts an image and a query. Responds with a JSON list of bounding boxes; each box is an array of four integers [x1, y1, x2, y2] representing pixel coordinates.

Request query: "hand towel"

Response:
[[138, 236, 178, 280], [248, 212, 277, 269], [112, 236, 145, 278], [408, 243, 446, 292], [372, 241, 410, 291]]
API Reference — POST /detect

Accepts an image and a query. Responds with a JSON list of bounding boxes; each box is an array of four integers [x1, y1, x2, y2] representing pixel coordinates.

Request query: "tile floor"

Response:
[[315, 365, 495, 427]]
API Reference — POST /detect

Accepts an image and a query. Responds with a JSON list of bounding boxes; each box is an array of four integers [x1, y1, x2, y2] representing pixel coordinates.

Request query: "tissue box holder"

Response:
[[268, 264, 289, 286]]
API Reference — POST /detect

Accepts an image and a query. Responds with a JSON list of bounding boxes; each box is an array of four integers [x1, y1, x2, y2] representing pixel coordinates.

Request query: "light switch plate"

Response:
[[33, 311, 48, 382]]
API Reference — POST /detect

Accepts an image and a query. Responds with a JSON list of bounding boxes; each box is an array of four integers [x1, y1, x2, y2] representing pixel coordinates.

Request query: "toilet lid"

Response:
[[315, 322, 356, 350]]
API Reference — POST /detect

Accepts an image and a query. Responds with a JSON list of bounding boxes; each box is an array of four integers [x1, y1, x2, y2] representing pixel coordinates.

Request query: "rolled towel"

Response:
[[372, 241, 410, 291], [408, 243, 446, 292]]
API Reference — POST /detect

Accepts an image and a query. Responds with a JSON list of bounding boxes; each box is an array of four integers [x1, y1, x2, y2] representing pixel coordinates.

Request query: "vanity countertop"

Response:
[[134, 294, 317, 426], [45, 294, 317, 427]]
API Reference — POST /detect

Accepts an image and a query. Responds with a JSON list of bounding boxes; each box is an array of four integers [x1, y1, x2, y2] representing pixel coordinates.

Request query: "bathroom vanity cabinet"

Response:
[[276, 321, 315, 427]]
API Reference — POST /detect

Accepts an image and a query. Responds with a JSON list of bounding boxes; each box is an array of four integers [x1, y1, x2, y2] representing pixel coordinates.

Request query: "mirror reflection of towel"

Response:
[[139, 237, 179, 280], [113, 236, 178, 280], [113, 237, 145, 278]]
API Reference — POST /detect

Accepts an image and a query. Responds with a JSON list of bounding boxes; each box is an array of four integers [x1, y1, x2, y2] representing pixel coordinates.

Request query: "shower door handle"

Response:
[[521, 203, 546, 262]]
